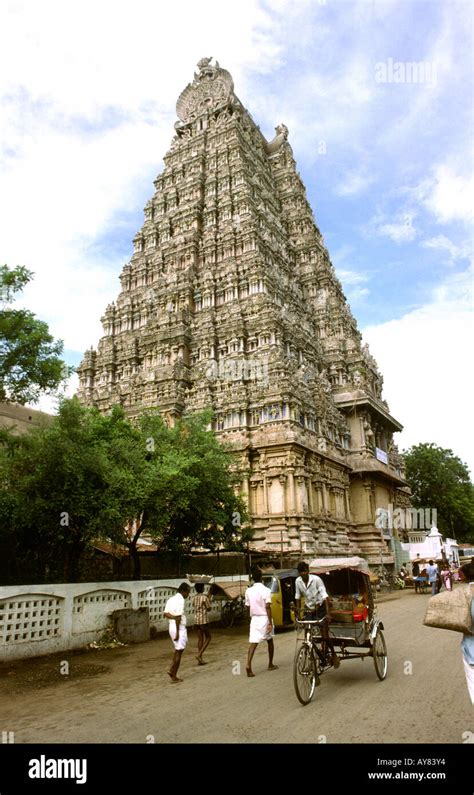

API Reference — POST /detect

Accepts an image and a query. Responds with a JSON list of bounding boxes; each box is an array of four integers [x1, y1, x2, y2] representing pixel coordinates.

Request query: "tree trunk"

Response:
[[65, 534, 84, 582], [129, 539, 141, 579], [127, 512, 147, 580]]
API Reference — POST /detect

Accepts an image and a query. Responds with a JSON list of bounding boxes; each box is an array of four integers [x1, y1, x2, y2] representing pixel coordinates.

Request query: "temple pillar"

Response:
[[287, 469, 296, 513], [249, 481, 258, 514]]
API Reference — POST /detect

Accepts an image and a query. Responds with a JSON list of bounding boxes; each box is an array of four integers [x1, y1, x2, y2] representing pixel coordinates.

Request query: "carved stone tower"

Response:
[[77, 58, 410, 564]]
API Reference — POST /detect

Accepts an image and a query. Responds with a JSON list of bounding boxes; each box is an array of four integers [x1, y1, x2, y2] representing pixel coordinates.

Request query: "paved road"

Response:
[[0, 589, 472, 744]]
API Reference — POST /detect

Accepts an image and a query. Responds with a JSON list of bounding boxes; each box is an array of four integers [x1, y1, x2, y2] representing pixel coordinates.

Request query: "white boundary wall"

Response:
[[0, 576, 248, 662]]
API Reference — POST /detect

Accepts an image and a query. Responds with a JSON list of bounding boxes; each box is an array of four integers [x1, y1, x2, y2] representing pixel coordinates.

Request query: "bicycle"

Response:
[[292, 559, 388, 706], [220, 596, 246, 628], [293, 617, 334, 705], [377, 567, 395, 593]]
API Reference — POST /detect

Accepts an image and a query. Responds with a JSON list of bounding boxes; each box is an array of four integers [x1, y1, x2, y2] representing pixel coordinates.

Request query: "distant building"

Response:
[[401, 525, 460, 566], [0, 402, 51, 434], [77, 57, 411, 565]]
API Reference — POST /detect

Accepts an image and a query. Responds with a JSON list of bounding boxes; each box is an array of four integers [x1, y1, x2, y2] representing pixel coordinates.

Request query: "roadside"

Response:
[[1, 587, 472, 744], [0, 586, 424, 695]]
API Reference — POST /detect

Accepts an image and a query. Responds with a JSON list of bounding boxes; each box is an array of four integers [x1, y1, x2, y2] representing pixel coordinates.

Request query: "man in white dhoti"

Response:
[[245, 568, 278, 677], [164, 582, 191, 683]]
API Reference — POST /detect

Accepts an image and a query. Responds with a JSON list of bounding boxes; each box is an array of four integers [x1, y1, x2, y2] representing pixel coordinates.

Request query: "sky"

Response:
[[0, 0, 473, 473]]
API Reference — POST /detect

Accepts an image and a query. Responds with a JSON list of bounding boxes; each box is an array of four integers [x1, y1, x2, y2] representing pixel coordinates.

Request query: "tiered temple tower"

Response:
[[77, 58, 411, 564]]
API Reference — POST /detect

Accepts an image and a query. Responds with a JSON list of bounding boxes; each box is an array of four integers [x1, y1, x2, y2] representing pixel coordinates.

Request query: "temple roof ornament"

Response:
[[265, 123, 290, 155], [176, 57, 235, 124]]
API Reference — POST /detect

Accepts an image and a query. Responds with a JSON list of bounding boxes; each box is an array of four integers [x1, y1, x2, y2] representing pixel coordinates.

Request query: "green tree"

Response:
[[0, 398, 145, 582], [0, 400, 249, 582], [0, 264, 72, 403], [403, 443, 474, 543], [126, 410, 249, 576]]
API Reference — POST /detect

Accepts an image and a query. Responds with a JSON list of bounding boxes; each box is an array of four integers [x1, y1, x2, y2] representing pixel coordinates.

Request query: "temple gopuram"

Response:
[[77, 58, 411, 565]]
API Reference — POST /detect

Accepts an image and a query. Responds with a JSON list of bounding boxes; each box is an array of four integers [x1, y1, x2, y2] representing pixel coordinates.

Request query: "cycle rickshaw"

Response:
[[293, 556, 387, 705], [210, 580, 248, 628]]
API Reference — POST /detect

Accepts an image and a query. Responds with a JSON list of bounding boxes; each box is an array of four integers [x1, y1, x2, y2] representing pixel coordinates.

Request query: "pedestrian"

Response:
[[245, 567, 278, 677], [293, 561, 340, 671], [426, 559, 439, 596], [164, 582, 191, 683], [193, 582, 212, 665], [441, 563, 453, 592], [459, 562, 474, 705], [412, 559, 420, 593], [397, 569, 406, 589]]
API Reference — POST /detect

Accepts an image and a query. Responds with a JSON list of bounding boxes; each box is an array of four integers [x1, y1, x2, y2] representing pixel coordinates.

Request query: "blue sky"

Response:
[[0, 0, 472, 472]]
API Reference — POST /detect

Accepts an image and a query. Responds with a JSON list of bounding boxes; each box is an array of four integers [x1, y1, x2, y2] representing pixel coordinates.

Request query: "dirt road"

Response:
[[0, 590, 472, 744]]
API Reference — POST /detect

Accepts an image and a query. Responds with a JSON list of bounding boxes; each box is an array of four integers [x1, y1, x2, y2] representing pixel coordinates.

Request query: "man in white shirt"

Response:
[[164, 582, 191, 683], [245, 568, 278, 677], [293, 561, 340, 669]]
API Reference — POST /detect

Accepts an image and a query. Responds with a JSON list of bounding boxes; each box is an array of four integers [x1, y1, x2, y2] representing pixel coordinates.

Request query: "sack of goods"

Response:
[[423, 585, 473, 634]]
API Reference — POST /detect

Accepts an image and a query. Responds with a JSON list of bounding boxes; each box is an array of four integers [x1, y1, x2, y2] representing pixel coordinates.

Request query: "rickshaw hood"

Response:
[[308, 556, 370, 575]]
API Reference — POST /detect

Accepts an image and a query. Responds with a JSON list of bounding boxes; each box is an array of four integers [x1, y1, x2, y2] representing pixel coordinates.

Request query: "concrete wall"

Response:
[[0, 402, 52, 435], [0, 576, 248, 662]]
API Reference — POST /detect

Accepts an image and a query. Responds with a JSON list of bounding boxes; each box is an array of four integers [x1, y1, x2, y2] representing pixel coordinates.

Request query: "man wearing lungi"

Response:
[[164, 582, 191, 683], [245, 567, 278, 677], [193, 582, 212, 665]]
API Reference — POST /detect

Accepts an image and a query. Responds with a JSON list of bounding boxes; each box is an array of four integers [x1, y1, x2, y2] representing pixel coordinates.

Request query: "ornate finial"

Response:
[[176, 59, 234, 124], [275, 123, 289, 139], [197, 56, 212, 71], [264, 123, 290, 155]]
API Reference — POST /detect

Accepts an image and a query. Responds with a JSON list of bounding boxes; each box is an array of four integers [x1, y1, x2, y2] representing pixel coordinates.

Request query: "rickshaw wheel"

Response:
[[373, 629, 388, 680], [293, 644, 317, 705], [221, 602, 235, 628]]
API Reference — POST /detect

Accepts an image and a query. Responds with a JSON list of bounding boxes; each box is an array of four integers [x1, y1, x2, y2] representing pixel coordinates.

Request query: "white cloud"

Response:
[[337, 269, 369, 286], [421, 234, 472, 265], [413, 165, 474, 224], [335, 169, 375, 196], [0, 0, 287, 355], [0, 0, 280, 114], [368, 211, 417, 243], [363, 265, 474, 476], [335, 268, 371, 305], [346, 286, 370, 303]]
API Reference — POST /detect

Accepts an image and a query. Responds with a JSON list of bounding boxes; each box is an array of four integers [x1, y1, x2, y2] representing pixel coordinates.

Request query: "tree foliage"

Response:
[[0, 399, 249, 582], [134, 410, 247, 555], [0, 265, 72, 403], [403, 443, 474, 543]]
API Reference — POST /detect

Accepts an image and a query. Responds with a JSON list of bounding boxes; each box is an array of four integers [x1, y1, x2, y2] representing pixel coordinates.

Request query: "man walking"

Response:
[[245, 567, 278, 677], [164, 582, 191, 683], [412, 558, 420, 593], [193, 582, 212, 665], [426, 559, 439, 597]]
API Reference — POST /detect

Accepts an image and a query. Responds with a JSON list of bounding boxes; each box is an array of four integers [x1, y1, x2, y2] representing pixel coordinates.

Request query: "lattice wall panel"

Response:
[[0, 596, 63, 644], [138, 587, 176, 622], [72, 589, 132, 635]]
